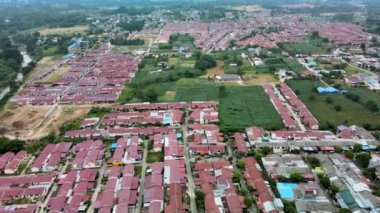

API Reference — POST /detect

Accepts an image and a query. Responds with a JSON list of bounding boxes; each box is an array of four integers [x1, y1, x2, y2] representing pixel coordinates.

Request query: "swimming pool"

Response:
[[277, 182, 298, 200]]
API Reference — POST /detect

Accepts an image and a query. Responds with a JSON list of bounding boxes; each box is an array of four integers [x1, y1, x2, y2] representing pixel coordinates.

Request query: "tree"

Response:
[[218, 85, 226, 98], [233, 170, 242, 183], [261, 146, 271, 155], [143, 88, 158, 102], [319, 175, 331, 189], [306, 156, 320, 168], [325, 97, 333, 104], [237, 160, 245, 169], [334, 105, 343, 112], [330, 184, 339, 195], [353, 144, 362, 153], [366, 101, 379, 113], [290, 172, 303, 182], [339, 208, 352, 213], [244, 196, 253, 208], [356, 153, 371, 168], [345, 151, 354, 159], [360, 43, 366, 52]]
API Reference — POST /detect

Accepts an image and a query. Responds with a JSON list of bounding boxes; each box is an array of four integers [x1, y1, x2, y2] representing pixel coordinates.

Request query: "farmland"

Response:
[[287, 79, 380, 130], [279, 37, 332, 55], [176, 79, 283, 131]]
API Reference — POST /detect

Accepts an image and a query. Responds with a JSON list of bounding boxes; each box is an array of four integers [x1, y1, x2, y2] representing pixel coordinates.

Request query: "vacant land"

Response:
[[288, 79, 380, 129], [242, 73, 277, 85], [25, 56, 60, 84], [207, 60, 224, 77], [41, 64, 71, 83], [176, 79, 283, 131], [0, 105, 93, 140], [39, 25, 89, 35]]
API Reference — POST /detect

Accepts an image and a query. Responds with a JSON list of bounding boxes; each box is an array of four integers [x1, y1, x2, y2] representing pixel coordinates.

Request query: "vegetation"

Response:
[[0, 137, 25, 154], [287, 80, 380, 130], [118, 20, 145, 32], [111, 38, 145, 46], [146, 151, 164, 163]]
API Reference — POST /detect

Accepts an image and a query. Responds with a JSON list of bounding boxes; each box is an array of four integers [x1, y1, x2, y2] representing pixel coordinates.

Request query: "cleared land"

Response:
[[288, 79, 380, 129], [41, 64, 71, 83], [176, 78, 283, 131], [242, 73, 277, 85], [206, 61, 224, 77], [0, 105, 95, 140], [25, 56, 60, 84], [39, 25, 89, 35]]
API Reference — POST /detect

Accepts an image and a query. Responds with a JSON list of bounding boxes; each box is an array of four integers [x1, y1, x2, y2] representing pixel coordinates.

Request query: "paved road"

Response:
[[38, 159, 70, 213], [87, 164, 106, 213], [227, 142, 258, 213], [254, 139, 380, 147], [183, 110, 197, 213], [20, 156, 35, 175], [135, 139, 148, 213]]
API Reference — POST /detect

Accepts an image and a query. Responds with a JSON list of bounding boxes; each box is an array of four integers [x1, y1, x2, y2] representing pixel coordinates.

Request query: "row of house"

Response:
[[113, 101, 218, 112], [30, 143, 72, 173], [65, 127, 177, 139], [107, 136, 143, 165], [100, 110, 183, 127], [193, 160, 246, 212], [47, 169, 98, 212], [0, 173, 56, 205], [277, 83, 319, 129], [262, 84, 297, 129], [95, 165, 139, 213], [71, 140, 105, 170], [188, 124, 226, 156], [0, 151, 28, 175]]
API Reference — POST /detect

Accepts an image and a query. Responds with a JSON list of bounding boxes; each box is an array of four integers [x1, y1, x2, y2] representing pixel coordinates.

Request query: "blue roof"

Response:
[[68, 39, 83, 49], [317, 86, 340, 94]]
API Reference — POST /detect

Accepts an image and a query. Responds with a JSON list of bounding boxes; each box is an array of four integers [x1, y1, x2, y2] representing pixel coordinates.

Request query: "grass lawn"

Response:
[[287, 79, 380, 129], [176, 78, 283, 131], [147, 151, 164, 163]]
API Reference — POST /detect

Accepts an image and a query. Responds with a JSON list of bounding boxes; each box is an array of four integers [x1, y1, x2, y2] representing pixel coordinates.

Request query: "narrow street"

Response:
[[183, 110, 197, 213], [134, 139, 149, 213], [227, 142, 257, 213], [272, 84, 306, 131], [20, 156, 34, 175], [87, 164, 106, 213]]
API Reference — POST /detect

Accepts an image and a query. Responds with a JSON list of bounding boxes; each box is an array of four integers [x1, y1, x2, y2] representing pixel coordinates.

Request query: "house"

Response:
[[215, 74, 241, 82]]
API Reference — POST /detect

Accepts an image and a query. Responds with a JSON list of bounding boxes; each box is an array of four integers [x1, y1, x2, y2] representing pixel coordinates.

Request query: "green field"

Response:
[[288, 79, 380, 130], [176, 79, 283, 131], [279, 37, 331, 55]]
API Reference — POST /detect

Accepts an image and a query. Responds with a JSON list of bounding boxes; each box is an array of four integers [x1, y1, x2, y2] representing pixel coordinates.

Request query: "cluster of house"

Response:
[[0, 151, 27, 175], [10, 45, 142, 105], [188, 124, 226, 156], [319, 23, 374, 45], [262, 84, 298, 129], [107, 137, 143, 165], [0, 173, 56, 204], [263, 83, 319, 130], [193, 160, 246, 212], [47, 169, 98, 212], [244, 157, 283, 213], [100, 110, 183, 127], [30, 142, 72, 173], [278, 83, 319, 129], [94, 165, 139, 213], [317, 153, 380, 212], [345, 73, 380, 90]]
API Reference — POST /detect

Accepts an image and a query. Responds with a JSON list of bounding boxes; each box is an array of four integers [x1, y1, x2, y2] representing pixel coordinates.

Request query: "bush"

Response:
[[356, 153, 371, 168]]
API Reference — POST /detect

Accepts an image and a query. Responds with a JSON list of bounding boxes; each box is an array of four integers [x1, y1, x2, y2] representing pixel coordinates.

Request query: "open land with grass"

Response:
[[287, 79, 380, 130]]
